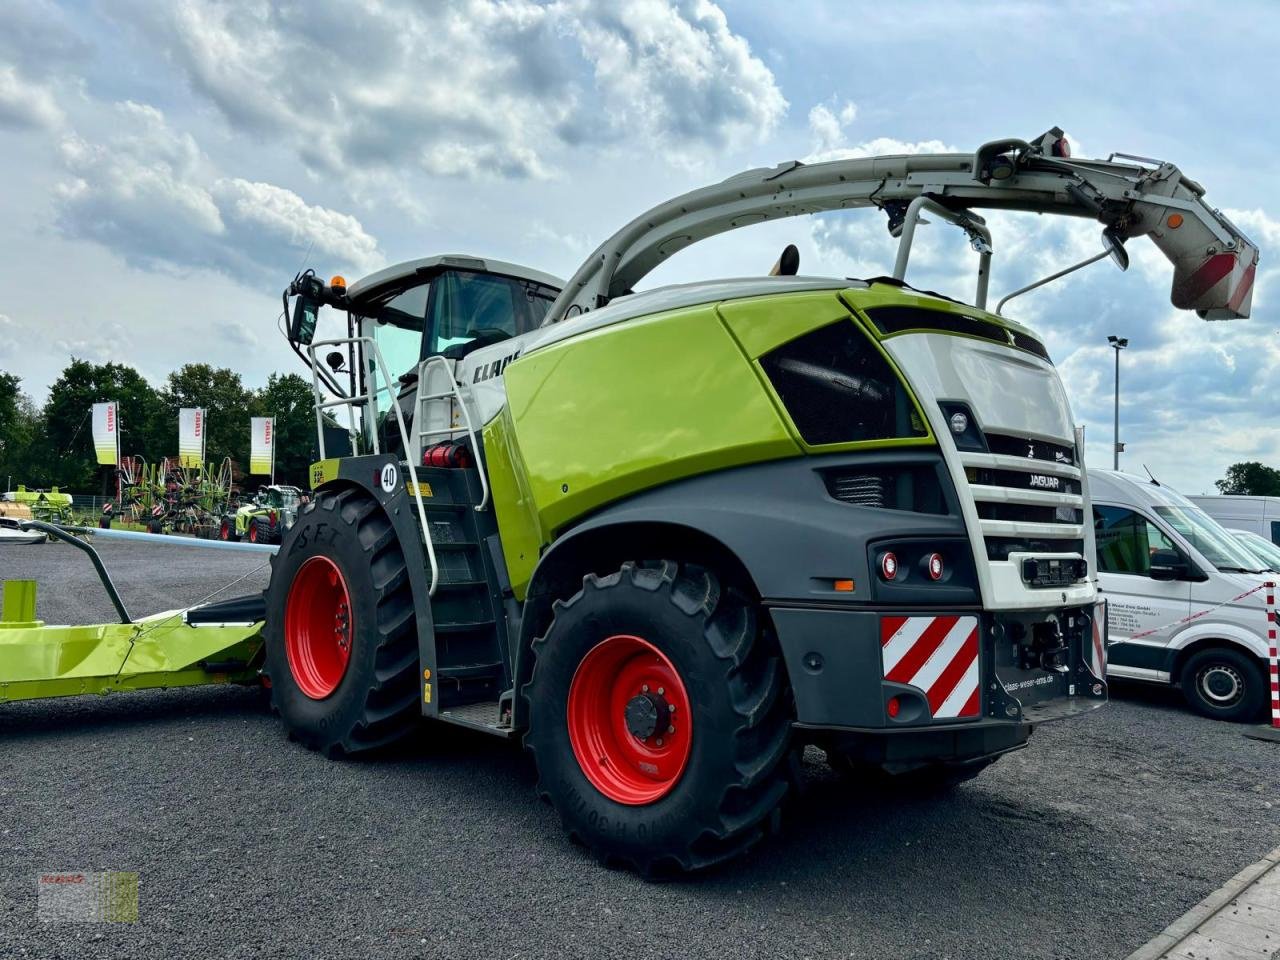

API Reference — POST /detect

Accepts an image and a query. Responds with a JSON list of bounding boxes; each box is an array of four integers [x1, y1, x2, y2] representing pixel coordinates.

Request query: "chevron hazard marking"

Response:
[[880, 615, 981, 719]]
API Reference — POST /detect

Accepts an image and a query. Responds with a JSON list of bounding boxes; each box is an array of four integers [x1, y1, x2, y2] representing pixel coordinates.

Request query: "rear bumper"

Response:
[[771, 601, 1107, 737]]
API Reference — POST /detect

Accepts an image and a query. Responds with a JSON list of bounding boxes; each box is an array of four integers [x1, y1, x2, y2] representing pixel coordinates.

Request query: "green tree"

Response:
[[42, 360, 167, 491], [161, 364, 254, 469], [1215, 461, 1280, 496], [0, 371, 41, 488], [251, 373, 317, 487]]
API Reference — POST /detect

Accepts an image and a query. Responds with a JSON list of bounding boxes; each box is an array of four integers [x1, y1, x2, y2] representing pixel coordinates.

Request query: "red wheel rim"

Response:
[[248, 523, 258, 543], [566, 635, 693, 805], [284, 556, 354, 700], [219, 520, 229, 540]]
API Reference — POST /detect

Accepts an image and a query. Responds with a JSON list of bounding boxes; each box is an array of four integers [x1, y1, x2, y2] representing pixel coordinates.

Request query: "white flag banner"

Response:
[[91, 402, 119, 466], [178, 407, 205, 467], [250, 417, 274, 478]]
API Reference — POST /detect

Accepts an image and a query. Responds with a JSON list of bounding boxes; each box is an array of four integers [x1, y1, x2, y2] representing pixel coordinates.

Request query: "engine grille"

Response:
[[960, 431, 1085, 561]]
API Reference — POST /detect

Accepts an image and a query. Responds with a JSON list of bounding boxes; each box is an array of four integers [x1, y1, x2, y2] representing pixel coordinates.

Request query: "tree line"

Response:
[[0, 360, 318, 493]]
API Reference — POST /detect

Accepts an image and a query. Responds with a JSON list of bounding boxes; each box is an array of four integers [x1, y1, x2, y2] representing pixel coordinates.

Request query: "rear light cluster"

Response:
[[878, 550, 947, 583], [422, 441, 473, 468]]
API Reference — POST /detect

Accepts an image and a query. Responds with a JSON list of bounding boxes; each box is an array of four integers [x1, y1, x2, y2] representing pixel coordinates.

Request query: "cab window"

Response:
[[1094, 505, 1178, 576], [365, 282, 430, 381], [426, 270, 557, 359]]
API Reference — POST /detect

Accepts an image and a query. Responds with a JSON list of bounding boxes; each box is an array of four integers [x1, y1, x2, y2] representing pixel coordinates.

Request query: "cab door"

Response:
[[1093, 504, 1191, 676]]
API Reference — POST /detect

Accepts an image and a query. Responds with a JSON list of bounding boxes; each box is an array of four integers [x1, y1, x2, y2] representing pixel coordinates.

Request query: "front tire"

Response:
[[1180, 646, 1266, 722], [524, 561, 794, 873], [263, 487, 421, 756]]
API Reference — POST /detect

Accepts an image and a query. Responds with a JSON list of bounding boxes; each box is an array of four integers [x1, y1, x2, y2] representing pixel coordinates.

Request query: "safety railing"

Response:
[[416, 355, 491, 512], [306, 337, 440, 595]]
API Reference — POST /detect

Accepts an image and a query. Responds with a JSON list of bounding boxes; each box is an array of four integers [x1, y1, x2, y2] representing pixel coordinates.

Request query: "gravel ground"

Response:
[[2, 541, 1279, 959]]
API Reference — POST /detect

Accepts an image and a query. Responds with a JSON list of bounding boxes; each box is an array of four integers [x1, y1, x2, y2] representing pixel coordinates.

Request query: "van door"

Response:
[[1093, 504, 1191, 676]]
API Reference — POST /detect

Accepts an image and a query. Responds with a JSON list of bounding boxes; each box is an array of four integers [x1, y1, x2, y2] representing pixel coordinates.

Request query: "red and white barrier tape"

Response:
[[1268, 581, 1279, 730], [1125, 583, 1270, 640]]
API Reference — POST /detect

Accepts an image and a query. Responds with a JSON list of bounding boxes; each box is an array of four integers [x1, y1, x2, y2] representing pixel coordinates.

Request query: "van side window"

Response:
[[1272, 521, 1280, 547], [1094, 506, 1177, 575]]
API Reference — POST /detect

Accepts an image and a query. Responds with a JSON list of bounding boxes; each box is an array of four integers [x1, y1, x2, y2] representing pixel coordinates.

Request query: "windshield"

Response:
[[1153, 504, 1268, 573], [1230, 529, 1280, 571]]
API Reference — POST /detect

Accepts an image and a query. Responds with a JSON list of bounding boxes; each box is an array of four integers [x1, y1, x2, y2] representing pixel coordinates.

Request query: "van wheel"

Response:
[[1180, 646, 1266, 722]]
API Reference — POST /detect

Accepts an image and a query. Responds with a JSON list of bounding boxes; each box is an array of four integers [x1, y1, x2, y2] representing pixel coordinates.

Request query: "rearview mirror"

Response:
[[289, 296, 320, 345], [1149, 548, 1187, 581], [1103, 227, 1129, 272]]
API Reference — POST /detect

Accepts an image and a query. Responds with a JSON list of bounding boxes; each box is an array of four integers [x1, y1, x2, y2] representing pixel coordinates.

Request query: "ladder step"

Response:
[[435, 579, 488, 591], [438, 661, 503, 679], [434, 619, 497, 635], [438, 700, 516, 738], [432, 540, 478, 550]]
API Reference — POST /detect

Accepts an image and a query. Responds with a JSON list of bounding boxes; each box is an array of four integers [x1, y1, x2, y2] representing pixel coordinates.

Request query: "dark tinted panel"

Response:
[[862, 305, 1051, 363], [760, 320, 928, 446]]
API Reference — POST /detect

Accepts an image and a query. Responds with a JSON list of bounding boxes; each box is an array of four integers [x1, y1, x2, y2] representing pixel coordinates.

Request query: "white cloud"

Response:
[[53, 101, 382, 284], [0, 66, 65, 131], [567, 0, 787, 158], [111, 0, 784, 182]]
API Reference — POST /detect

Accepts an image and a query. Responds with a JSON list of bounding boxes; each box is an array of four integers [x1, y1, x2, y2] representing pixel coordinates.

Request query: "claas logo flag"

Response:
[[91, 402, 118, 466], [250, 417, 274, 476], [178, 408, 205, 468]]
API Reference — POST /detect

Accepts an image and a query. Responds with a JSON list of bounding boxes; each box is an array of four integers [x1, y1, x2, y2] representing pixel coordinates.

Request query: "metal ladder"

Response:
[[415, 355, 490, 512], [305, 336, 441, 595]]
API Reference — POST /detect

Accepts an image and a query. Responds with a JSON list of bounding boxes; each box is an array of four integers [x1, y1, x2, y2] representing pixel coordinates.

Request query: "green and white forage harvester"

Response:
[[2, 129, 1258, 871]]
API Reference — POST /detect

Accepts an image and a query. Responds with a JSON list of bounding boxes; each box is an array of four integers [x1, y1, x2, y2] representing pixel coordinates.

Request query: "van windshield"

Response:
[[1153, 505, 1269, 573], [1230, 529, 1280, 571]]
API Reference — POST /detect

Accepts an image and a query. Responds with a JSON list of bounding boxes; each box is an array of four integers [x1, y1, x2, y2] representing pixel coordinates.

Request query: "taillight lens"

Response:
[[886, 696, 901, 719], [926, 553, 944, 581], [880, 552, 898, 580]]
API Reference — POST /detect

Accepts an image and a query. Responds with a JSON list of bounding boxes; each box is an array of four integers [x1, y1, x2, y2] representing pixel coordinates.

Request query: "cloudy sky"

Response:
[[1, 0, 1276, 493]]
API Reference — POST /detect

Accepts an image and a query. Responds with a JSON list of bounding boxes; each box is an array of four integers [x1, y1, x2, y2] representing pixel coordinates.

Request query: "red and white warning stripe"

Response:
[[880, 615, 980, 719], [1127, 583, 1268, 640], [1087, 599, 1107, 681], [1267, 582, 1279, 731]]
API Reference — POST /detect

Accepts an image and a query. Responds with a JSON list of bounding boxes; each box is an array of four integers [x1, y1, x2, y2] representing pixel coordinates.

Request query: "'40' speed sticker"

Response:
[[379, 463, 398, 493]]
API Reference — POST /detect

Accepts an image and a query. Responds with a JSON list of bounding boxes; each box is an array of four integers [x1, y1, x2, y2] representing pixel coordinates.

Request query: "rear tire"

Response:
[[1180, 646, 1266, 722], [263, 487, 421, 756], [247, 519, 261, 544], [219, 519, 237, 542], [524, 561, 794, 873]]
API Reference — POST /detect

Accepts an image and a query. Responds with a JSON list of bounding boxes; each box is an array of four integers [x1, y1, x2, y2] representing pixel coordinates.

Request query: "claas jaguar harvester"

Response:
[[270, 130, 1252, 871], [0, 129, 1256, 870]]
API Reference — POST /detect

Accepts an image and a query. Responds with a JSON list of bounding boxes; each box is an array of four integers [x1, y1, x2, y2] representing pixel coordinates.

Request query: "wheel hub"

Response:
[[1200, 664, 1242, 704], [566, 635, 693, 805], [284, 556, 355, 700], [624, 691, 670, 741]]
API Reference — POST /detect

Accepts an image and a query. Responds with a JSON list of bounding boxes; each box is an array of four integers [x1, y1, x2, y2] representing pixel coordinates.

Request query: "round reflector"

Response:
[[927, 553, 944, 581], [887, 696, 901, 719], [880, 552, 898, 580]]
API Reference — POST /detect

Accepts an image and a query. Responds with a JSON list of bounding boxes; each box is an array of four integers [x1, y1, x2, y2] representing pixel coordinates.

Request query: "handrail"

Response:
[[305, 336, 440, 596], [417, 356, 491, 512]]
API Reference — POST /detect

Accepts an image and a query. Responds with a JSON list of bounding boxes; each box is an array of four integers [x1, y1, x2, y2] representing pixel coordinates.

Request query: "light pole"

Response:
[[1107, 335, 1129, 470]]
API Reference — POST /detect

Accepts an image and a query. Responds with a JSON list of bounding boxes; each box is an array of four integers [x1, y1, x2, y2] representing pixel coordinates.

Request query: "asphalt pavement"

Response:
[[3, 541, 1279, 959]]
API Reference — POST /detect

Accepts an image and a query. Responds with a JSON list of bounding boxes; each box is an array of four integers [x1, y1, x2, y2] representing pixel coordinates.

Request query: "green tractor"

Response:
[[219, 485, 303, 544]]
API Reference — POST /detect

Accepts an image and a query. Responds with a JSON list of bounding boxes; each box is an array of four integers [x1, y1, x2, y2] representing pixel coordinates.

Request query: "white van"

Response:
[[1187, 495, 1280, 546], [1090, 470, 1274, 722]]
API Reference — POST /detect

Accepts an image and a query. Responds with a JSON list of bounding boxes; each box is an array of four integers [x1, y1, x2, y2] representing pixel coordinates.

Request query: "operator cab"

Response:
[[284, 255, 562, 459], [346, 256, 562, 382]]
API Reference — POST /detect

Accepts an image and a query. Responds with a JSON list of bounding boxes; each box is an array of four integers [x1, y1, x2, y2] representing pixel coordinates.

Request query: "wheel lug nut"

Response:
[[641, 684, 649, 693], [657, 687, 665, 695], [667, 725, 674, 733], [655, 738, 664, 746]]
